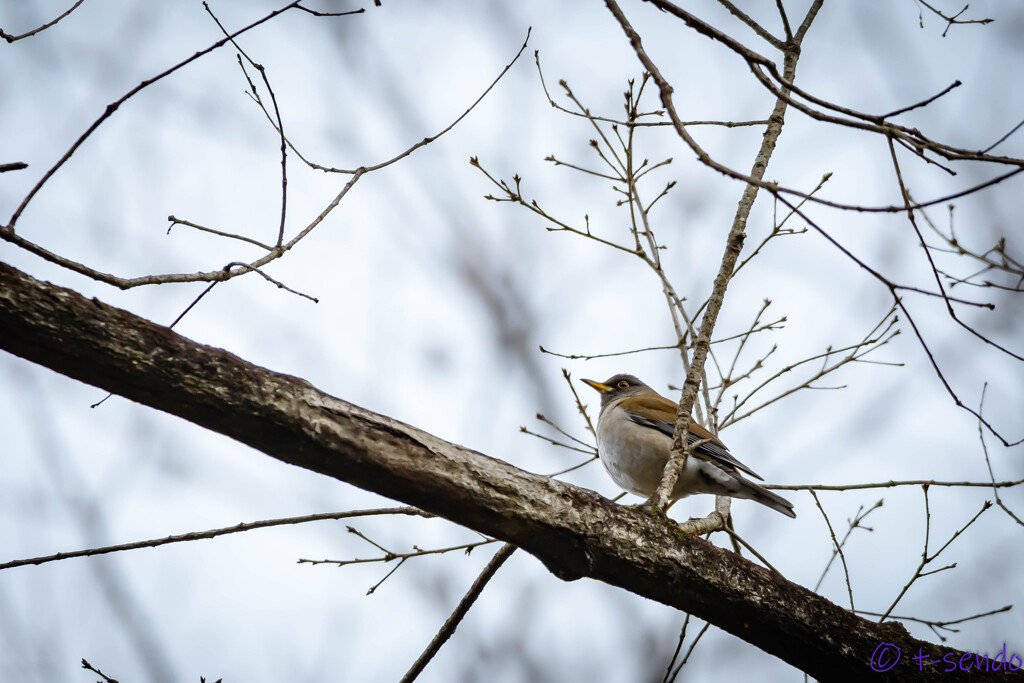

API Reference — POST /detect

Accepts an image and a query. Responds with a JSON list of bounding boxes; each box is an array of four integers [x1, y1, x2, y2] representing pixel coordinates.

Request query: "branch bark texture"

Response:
[[0, 262, 1017, 682]]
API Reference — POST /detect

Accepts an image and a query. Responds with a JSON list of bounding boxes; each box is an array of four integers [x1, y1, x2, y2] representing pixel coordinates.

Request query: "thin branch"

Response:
[[665, 621, 711, 683], [81, 659, 119, 683], [222, 262, 318, 303], [299, 532, 499, 595], [168, 282, 219, 329], [546, 455, 600, 478], [913, 0, 993, 37], [293, 4, 365, 17], [0, 507, 428, 571], [205, 3, 290, 248], [977, 384, 1024, 527], [662, 612, 694, 683], [5, 1, 312, 230], [545, 154, 622, 181], [715, 0, 786, 50], [534, 52, 767, 129], [887, 138, 1023, 364], [472, 159, 641, 256], [540, 318, 783, 363], [0, 0, 87, 42], [917, 197, 1024, 293], [983, 117, 1024, 154], [881, 80, 961, 119], [298, 537, 497, 569], [731, 173, 824, 278], [540, 341, 681, 361], [519, 426, 595, 456], [879, 488, 991, 621], [713, 299, 772, 413], [809, 490, 855, 611], [775, 0, 793, 41], [776, 196, 1023, 446], [535, 413, 596, 450], [720, 525, 782, 576], [278, 28, 532, 175], [399, 544, 517, 683], [167, 215, 274, 251], [813, 500, 884, 593], [770, 479, 1024, 491], [855, 605, 1011, 640], [630, 0, 1024, 217], [722, 306, 899, 427], [4, 22, 528, 296]]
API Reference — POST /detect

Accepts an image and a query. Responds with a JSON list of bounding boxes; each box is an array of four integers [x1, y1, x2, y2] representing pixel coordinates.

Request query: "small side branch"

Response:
[[0, 0, 87, 42], [399, 544, 517, 683], [0, 507, 428, 572]]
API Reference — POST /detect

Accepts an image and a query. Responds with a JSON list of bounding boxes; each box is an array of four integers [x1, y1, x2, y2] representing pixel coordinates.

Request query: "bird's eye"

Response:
[[617, 380, 629, 389]]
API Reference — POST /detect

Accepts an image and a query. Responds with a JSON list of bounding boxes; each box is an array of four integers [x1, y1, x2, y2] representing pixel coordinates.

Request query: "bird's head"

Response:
[[580, 374, 650, 407]]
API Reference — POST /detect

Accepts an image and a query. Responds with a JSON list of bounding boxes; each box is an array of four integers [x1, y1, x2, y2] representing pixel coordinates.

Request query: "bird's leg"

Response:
[[636, 497, 677, 514]]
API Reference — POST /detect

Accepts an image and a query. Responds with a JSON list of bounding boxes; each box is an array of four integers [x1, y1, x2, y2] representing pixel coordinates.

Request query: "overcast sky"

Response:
[[2, 2, 1023, 681]]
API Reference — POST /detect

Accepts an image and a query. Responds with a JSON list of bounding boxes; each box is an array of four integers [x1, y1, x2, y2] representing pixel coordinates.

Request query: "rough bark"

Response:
[[0, 262, 1018, 682]]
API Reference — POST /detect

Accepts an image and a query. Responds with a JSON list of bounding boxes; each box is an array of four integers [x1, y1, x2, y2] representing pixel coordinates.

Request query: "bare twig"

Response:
[[204, 3, 290, 247], [3, 21, 529, 299], [546, 455, 600, 478], [886, 138, 1023, 366], [81, 658, 119, 683], [857, 605, 1011, 642], [881, 80, 961, 119], [399, 544, 517, 682], [813, 500, 884, 593], [536, 413, 595, 451], [167, 215, 274, 251], [809, 490, 855, 611], [715, 0, 786, 51], [0, 0, 87, 42], [879, 487, 992, 622], [912, 0, 993, 36], [976, 385, 1024, 527], [298, 530, 498, 594], [519, 426, 595, 456], [0, 507, 428, 571], [664, 618, 711, 683], [721, 306, 899, 427], [540, 341, 682, 361], [5, 1, 312, 230], [628, 0, 1024, 218], [776, 196, 1023, 446], [222, 262, 319, 302], [293, 4, 365, 17], [770, 479, 1024, 491], [720, 525, 782, 576], [261, 29, 532, 175]]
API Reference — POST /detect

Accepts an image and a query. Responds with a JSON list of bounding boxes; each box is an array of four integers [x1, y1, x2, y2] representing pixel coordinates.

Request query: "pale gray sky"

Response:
[[2, 1, 1022, 681]]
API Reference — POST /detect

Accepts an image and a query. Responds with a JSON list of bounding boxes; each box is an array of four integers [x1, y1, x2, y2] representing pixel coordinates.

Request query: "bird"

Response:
[[581, 374, 795, 518]]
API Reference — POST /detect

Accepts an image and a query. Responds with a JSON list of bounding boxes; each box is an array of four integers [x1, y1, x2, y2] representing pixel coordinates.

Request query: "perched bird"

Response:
[[581, 374, 795, 518]]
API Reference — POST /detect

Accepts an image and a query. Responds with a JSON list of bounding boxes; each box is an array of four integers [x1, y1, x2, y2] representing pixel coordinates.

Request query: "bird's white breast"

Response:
[[596, 399, 732, 500]]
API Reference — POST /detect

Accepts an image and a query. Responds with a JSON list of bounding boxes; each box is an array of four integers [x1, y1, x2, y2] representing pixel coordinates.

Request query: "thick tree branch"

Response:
[[0, 262, 1017, 682]]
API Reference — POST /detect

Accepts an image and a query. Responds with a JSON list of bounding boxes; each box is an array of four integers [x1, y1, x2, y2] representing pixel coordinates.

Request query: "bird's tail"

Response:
[[731, 477, 796, 518]]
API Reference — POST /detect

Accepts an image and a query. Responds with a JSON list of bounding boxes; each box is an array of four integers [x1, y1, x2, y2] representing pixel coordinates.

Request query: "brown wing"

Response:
[[621, 394, 764, 481]]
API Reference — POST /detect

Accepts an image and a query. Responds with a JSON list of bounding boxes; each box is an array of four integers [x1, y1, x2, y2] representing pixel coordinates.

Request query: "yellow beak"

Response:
[[581, 378, 612, 393]]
